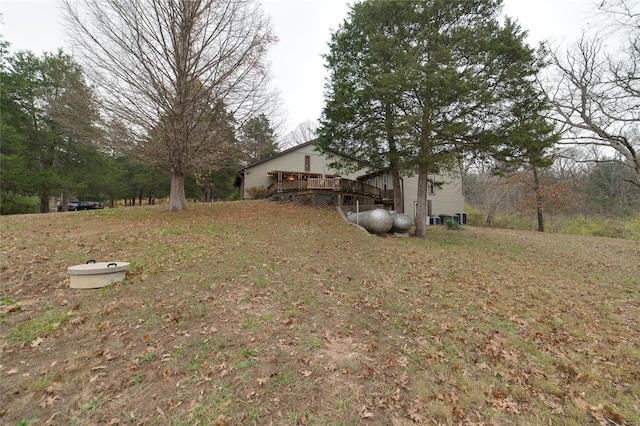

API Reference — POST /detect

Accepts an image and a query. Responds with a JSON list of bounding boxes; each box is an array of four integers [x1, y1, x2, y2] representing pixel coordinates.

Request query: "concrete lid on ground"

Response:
[[67, 262, 130, 276]]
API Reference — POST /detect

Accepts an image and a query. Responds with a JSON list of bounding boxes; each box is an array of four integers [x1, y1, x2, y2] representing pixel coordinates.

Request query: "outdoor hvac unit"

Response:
[[428, 216, 441, 225], [454, 213, 467, 225]]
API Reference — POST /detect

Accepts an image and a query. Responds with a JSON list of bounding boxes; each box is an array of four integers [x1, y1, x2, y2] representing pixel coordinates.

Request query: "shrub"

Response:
[[465, 204, 485, 226], [246, 186, 269, 199], [444, 217, 462, 230], [624, 214, 640, 241], [559, 214, 640, 240], [0, 192, 39, 215]]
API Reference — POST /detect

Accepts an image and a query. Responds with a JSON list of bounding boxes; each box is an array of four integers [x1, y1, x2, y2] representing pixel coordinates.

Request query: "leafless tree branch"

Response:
[[544, 1, 640, 188], [63, 0, 278, 209]]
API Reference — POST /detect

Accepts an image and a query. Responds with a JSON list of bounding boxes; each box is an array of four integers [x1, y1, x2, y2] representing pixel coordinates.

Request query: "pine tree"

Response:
[[319, 0, 543, 236]]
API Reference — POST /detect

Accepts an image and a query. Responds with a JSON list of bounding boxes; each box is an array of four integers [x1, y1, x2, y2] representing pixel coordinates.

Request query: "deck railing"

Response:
[[269, 180, 304, 194], [267, 177, 382, 198], [338, 179, 381, 198], [307, 177, 339, 190]]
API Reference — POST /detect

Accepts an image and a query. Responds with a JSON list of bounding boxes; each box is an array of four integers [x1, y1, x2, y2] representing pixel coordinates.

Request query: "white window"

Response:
[[428, 174, 435, 195]]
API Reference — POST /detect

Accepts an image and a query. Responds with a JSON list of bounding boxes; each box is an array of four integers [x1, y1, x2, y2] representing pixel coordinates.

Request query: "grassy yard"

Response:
[[1, 201, 638, 425]]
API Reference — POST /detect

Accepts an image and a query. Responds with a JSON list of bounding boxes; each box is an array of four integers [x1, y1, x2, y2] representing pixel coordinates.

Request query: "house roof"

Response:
[[234, 138, 382, 187], [237, 138, 378, 173], [356, 167, 392, 181], [234, 139, 318, 187], [238, 139, 319, 172]]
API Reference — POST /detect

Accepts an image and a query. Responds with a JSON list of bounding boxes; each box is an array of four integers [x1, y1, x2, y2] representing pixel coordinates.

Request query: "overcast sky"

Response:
[[0, 0, 594, 138]]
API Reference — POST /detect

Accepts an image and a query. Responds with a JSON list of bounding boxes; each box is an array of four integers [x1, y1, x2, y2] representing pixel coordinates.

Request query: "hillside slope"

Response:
[[1, 201, 639, 425]]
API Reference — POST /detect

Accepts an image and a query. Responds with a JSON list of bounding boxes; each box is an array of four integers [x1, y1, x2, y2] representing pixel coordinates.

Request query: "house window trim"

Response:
[[304, 155, 310, 172], [428, 174, 435, 195]]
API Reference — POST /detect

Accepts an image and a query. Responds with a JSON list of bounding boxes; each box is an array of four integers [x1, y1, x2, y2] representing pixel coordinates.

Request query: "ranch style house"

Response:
[[234, 139, 466, 225]]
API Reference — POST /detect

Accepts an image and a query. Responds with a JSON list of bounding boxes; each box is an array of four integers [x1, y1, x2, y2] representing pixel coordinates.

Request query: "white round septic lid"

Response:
[[67, 261, 130, 275]]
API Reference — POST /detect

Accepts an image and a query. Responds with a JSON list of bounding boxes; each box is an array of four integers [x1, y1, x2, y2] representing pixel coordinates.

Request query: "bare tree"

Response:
[[546, 0, 640, 188], [63, 0, 277, 210], [281, 120, 318, 149], [552, 146, 589, 183], [465, 170, 519, 227]]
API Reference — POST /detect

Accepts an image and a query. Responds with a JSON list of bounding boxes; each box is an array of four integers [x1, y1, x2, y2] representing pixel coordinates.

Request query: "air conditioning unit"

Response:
[[428, 216, 441, 225], [454, 213, 467, 225]]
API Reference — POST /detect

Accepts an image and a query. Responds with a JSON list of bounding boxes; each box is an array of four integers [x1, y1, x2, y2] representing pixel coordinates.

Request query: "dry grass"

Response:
[[1, 201, 639, 425]]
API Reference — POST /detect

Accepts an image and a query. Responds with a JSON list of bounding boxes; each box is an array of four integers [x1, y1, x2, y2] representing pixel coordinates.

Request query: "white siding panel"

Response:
[[241, 143, 465, 215], [402, 175, 419, 216], [403, 172, 465, 221], [433, 173, 465, 216], [242, 144, 368, 198]]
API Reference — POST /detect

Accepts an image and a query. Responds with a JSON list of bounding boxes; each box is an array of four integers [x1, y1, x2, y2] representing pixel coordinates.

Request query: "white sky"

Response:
[[0, 0, 594, 138]]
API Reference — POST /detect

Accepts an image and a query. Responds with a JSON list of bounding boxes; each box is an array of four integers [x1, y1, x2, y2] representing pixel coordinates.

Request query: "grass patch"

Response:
[[0, 201, 638, 425], [8, 309, 72, 345], [467, 205, 640, 240], [83, 395, 104, 413]]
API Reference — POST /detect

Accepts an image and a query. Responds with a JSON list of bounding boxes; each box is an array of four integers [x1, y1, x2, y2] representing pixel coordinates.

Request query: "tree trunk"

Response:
[[169, 171, 187, 211], [485, 209, 495, 227], [485, 182, 513, 226], [390, 165, 403, 213], [415, 168, 429, 237], [533, 167, 545, 232], [61, 193, 71, 212], [40, 194, 50, 213], [200, 182, 213, 202], [536, 197, 545, 232], [385, 101, 403, 213]]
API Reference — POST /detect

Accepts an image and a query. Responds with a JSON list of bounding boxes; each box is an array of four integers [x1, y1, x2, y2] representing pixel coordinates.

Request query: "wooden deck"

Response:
[[267, 177, 387, 199]]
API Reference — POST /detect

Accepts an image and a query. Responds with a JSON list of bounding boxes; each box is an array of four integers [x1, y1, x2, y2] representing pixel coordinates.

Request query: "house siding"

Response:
[[241, 144, 366, 199], [402, 172, 465, 222], [238, 141, 465, 221]]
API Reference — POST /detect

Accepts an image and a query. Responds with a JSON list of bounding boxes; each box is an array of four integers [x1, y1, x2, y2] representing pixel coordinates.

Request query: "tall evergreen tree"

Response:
[[1, 46, 100, 213], [240, 113, 278, 163], [490, 81, 560, 231], [319, 0, 543, 236]]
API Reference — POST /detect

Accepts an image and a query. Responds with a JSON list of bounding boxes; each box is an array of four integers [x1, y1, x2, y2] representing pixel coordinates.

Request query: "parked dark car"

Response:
[[77, 201, 104, 210], [67, 200, 80, 211]]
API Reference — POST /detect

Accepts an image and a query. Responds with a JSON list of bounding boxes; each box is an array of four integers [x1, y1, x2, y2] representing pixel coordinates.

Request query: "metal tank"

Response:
[[390, 212, 414, 233], [347, 208, 394, 234]]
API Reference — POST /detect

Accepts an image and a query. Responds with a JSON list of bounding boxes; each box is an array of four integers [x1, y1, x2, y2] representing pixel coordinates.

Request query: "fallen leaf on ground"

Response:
[[360, 405, 374, 418], [40, 394, 60, 407], [30, 337, 45, 348]]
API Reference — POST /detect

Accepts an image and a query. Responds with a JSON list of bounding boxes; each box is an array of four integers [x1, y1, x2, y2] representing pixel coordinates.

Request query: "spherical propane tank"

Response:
[[366, 208, 394, 234], [391, 213, 413, 233]]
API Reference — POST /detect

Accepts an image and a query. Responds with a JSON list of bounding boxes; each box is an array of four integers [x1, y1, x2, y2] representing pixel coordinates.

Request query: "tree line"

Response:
[[2, 0, 637, 237], [0, 27, 279, 215], [1, 0, 281, 215]]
